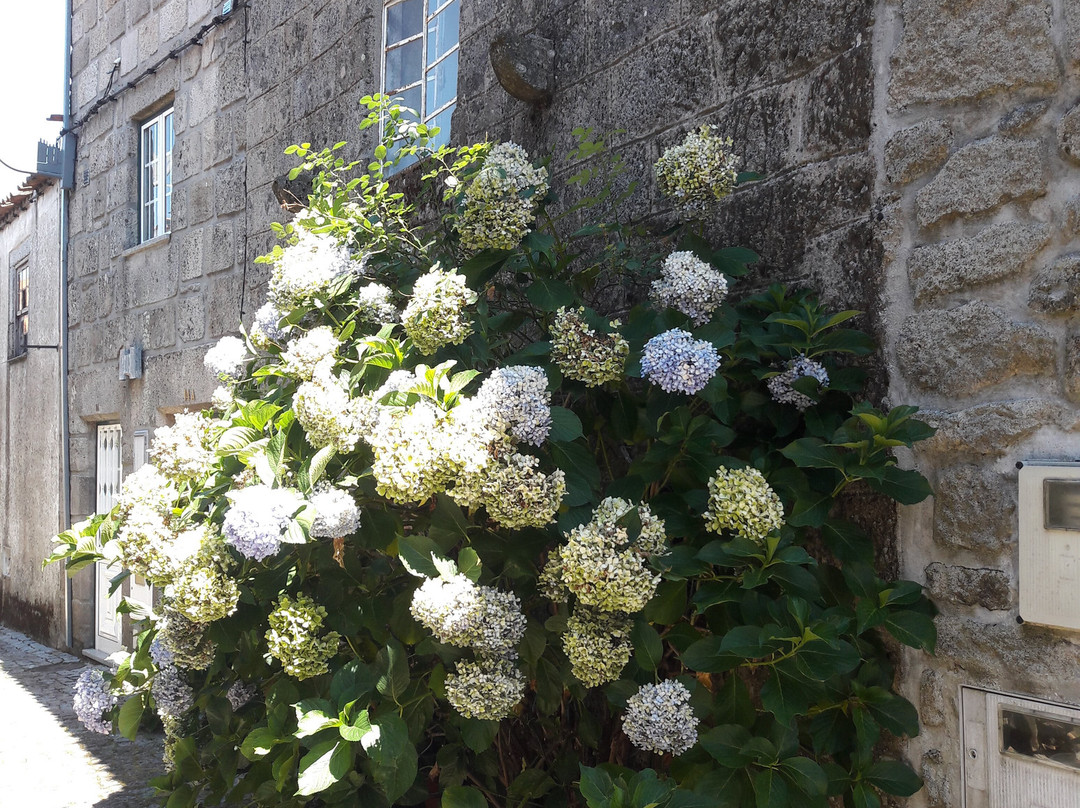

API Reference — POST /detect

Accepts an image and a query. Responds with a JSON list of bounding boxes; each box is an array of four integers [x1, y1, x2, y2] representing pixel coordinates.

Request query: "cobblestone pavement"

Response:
[[0, 626, 164, 807]]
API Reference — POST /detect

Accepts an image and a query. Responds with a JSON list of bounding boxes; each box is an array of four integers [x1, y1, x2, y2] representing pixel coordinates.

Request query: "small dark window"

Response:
[[10, 258, 28, 359]]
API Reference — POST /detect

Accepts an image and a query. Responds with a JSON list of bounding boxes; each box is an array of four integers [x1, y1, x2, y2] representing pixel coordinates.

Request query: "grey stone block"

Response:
[[1064, 332, 1080, 403], [208, 274, 243, 337], [1058, 103, 1080, 166], [925, 562, 1011, 610], [897, 302, 1053, 396], [803, 44, 872, 159], [919, 669, 946, 728], [920, 399, 1080, 458], [934, 464, 1016, 555], [889, 0, 1059, 109], [1029, 253, 1080, 314], [908, 222, 1051, 302], [884, 119, 951, 186], [999, 99, 1051, 135], [206, 222, 235, 274], [915, 138, 1046, 228], [1064, 195, 1080, 239], [177, 296, 206, 342]]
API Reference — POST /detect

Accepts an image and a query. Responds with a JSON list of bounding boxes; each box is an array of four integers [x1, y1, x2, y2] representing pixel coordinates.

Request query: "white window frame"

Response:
[[139, 107, 174, 242], [10, 257, 28, 359], [381, 0, 460, 168]]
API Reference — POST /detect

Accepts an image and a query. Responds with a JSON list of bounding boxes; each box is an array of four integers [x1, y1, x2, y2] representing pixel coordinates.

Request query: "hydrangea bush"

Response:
[[51, 96, 936, 808]]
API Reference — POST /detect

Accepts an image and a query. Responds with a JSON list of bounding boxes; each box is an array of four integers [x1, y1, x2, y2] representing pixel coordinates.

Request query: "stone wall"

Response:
[[874, 0, 1080, 804], [0, 182, 65, 647]]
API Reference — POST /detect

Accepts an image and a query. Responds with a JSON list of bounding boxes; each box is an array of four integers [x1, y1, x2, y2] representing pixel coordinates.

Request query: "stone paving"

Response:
[[0, 626, 164, 807]]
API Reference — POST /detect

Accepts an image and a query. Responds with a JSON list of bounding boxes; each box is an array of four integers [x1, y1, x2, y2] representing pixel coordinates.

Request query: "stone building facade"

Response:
[[0, 177, 65, 647], [39, 0, 1080, 803]]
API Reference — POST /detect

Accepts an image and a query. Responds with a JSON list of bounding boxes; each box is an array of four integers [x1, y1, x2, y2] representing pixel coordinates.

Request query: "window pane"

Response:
[[427, 0, 459, 64], [426, 49, 458, 113], [386, 39, 423, 92], [387, 139, 420, 173], [427, 102, 455, 149], [164, 113, 174, 233], [389, 84, 422, 121], [386, 0, 423, 45]]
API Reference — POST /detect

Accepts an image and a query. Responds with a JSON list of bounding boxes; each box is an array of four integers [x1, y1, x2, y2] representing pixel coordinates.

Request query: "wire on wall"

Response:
[[63, 1, 250, 135]]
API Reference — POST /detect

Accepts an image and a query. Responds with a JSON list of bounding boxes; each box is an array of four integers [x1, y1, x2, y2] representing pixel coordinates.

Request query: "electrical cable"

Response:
[[0, 155, 35, 175]]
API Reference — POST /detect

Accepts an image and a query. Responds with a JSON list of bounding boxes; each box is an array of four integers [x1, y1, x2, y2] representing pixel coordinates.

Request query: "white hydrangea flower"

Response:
[[401, 266, 477, 355], [309, 483, 360, 538], [766, 355, 829, 411], [356, 282, 397, 324], [268, 228, 359, 308], [204, 335, 248, 380], [655, 126, 740, 219], [211, 385, 235, 412], [550, 307, 629, 387], [73, 668, 117, 735], [156, 609, 215, 671], [282, 326, 339, 381], [294, 365, 364, 453], [640, 329, 721, 395], [266, 593, 341, 680], [410, 574, 526, 657], [444, 657, 525, 720], [150, 412, 215, 481], [474, 366, 552, 446], [704, 467, 784, 542], [650, 251, 729, 326], [115, 464, 178, 517], [222, 485, 306, 561], [251, 301, 288, 348], [457, 142, 549, 252], [165, 532, 240, 623], [622, 680, 699, 755]]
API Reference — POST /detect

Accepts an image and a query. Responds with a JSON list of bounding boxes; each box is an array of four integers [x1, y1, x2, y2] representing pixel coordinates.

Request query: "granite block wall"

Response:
[[874, 0, 1080, 804]]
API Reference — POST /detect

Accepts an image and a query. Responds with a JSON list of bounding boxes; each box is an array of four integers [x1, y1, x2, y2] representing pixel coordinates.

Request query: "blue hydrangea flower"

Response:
[[222, 485, 305, 561], [640, 329, 721, 394], [73, 668, 117, 735]]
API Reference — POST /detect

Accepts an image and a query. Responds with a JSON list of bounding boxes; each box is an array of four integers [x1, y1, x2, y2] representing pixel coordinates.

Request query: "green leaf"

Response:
[[118, 693, 143, 740], [339, 709, 372, 742], [396, 534, 444, 578], [376, 639, 410, 700], [331, 660, 378, 711], [863, 691, 920, 738], [549, 406, 583, 442], [296, 739, 352, 796], [460, 718, 499, 752], [780, 438, 845, 470], [631, 619, 664, 671], [779, 756, 828, 796], [526, 278, 575, 311], [865, 466, 933, 505], [240, 727, 281, 760], [643, 579, 687, 625], [457, 547, 482, 582], [699, 724, 752, 767], [362, 713, 418, 802], [680, 636, 738, 673], [862, 760, 922, 796], [578, 764, 615, 808], [851, 782, 881, 808], [881, 609, 937, 653], [442, 785, 487, 808], [760, 661, 815, 725], [294, 699, 339, 738], [752, 768, 788, 808], [508, 768, 556, 803]]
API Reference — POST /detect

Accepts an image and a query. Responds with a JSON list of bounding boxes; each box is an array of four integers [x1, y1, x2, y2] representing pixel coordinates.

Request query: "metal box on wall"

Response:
[[1018, 462, 1080, 631]]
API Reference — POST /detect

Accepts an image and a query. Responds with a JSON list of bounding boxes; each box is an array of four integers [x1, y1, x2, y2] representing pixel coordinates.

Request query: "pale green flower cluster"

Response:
[[410, 573, 526, 658], [550, 307, 629, 387], [294, 364, 364, 452], [265, 593, 341, 680], [157, 609, 216, 671], [309, 483, 360, 539], [704, 467, 784, 542], [561, 607, 634, 687], [356, 282, 397, 325], [655, 125, 739, 218], [457, 142, 549, 252], [444, 657, 525, 720], [402, 266, 478, 355], [542, 498, 666, 612], [451, 452, 565, 529], [150, 412, 215, 481], [268, 227, 358, 309], [650, 251, 729, 326], [542, 499, 666, 686], [282, 326, 339, 381], [165, 530, 240, 623]]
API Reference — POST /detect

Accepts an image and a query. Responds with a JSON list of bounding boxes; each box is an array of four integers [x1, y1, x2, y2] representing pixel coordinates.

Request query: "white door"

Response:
[[127, 431, 153, 611], [94, 424, 125, 656]]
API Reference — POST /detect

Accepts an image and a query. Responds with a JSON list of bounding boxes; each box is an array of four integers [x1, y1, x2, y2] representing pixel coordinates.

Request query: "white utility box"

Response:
[[1018, 461, 1080, 631]]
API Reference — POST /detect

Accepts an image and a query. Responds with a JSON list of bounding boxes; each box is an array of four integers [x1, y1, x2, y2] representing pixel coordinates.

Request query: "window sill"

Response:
[[123, 232, 171, 259]]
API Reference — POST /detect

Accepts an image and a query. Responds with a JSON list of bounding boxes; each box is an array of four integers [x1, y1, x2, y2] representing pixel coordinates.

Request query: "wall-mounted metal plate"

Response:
[[1019, 462, 1080, 630]]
